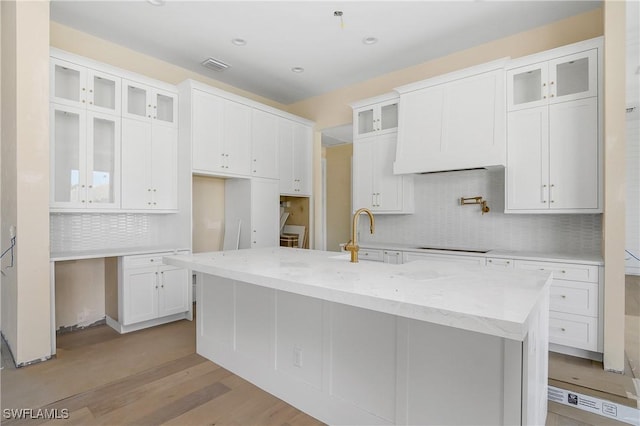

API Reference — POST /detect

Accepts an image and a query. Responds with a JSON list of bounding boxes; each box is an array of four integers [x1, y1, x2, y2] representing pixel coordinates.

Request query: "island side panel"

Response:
[[197, 274, 535, 425]]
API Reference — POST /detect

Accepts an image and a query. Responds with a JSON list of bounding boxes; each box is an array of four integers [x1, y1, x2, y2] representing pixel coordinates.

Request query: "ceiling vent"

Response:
[[201, 57, 230, 72]]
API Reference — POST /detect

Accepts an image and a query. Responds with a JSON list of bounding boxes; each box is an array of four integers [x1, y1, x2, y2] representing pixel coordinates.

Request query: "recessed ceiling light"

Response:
[[231, 38, 247, 46], [363, 37, 378, 45], [147, 0, 166, 6], [291, 67, 305, 73]]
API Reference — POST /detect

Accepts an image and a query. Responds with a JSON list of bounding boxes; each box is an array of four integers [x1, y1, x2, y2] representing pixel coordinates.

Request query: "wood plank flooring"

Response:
[[2, 281, 639, 426]]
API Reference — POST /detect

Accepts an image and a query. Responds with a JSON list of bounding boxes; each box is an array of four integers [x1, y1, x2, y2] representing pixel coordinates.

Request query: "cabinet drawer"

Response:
[[550, 280, 598, 317], [123, 252, 173, 268], [549, 312, 598, 352], [514, 260, 598, 283], [485, 258, 514, 268], [403, 252, 485, 266], [359, 249, 383, 262]]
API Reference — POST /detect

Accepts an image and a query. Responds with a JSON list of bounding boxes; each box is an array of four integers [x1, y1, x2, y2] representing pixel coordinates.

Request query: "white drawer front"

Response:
[[549, 313, 598, 352], [123, 252, 172, 268], [485, 258, 514, 268], [360, 248, 383, 262], [514, 260, 598, 283], [550, 281, 598, 317], [403, 252, 485, 266]]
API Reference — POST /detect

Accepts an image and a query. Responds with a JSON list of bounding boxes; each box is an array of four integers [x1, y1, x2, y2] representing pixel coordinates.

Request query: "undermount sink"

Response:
[[417, 247, 490, 254]]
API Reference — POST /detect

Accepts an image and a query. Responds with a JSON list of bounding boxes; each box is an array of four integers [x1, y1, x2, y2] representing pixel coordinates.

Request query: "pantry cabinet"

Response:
[[122, 79, 177, 127], [191, 89, 252, 177], [279, 119, 312, 196], [505, 38, 602, 213], [251, 109, 279, 179], [394, 61, 506, 174], [50, 103, 120, 210], [116, 252, 190, 330], [352, 133, 413, 213], [121, 118, 178, 210], [51, 57, 121, 115], [225, 178, 280, 249]]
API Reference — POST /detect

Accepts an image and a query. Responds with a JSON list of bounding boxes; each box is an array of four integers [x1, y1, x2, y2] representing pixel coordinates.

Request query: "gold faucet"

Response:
[[344, 208, 375, 263]]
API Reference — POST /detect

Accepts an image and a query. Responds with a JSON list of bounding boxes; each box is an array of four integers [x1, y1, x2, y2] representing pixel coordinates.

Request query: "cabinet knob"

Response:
[[88, 200, 93, 203], [153, 202, 157, 205], [150, 259, 155, 262], [89, 89, 93, 93], [81, 200, 86, 203], [153, 105, 157, 109], [560, 328, 565, 332], [153, 116, 157, 119], [550, 94, 555, 98], [148, 202, 152, 205], [82, 88, 86, 91], [550, 81, 555, 85], [543, 83, 546, 87], [148, 104, 152, 107], [82, 100, 86, 103], [561, 295, 566, 298], [488, 260, 492, 263], [543, 96, 547, 99], [148, 115, 151, 118], [153, 189, 157, 192], [253, 241, 256, 244]]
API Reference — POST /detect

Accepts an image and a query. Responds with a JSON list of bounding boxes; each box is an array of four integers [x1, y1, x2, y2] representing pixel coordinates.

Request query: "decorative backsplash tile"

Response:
[[359, 169, 602, 255]]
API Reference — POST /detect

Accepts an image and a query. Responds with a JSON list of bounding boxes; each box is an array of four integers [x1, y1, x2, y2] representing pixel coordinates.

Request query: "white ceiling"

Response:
[[50, 1, 601, 105]]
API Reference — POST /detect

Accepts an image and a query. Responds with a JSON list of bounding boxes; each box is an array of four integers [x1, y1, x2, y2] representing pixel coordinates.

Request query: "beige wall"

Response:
[[55, 259, 105, 329], [325, 144, 353, 252], [1, 0, 51, 365], [192, 176, 225, 253], [603, 0, 626, 373]]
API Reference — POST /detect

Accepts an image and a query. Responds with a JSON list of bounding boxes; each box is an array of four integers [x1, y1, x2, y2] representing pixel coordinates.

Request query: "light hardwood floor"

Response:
[[2, 280, 639, 426]]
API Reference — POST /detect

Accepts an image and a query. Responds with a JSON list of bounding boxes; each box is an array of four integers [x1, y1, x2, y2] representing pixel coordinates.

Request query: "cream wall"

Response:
[[55, 259, 105, 329], [603, 0, 627, 373], [1, 0, 51, 365], [325, 144, 353, 252], [192, 176, 225, 253]]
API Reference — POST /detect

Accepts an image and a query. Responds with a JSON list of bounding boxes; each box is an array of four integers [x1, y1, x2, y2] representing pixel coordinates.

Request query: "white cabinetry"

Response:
[[513, 260, 601, 353], [225, 178, 280, 249], [403, 251, 485, 266], [121, 118, 178, 210], [505, 39, 602, 213], [251, 109, 279, 179], [394, 60, 506, 174], [190, 89, 251, 177], [122, 79, 177, 126], [50, 104, 121, 210], [353, 133, 413, 213], [279, 119, 312, 196], [351, 93, 413, 214], [51, 57, 121, 115], [353, 94, 398, 139], [113, 252, 191, 333]]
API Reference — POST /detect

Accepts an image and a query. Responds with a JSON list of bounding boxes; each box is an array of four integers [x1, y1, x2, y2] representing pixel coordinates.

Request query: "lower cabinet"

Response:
[[364, 246, 603, 358], [107, 251, 191, 333]]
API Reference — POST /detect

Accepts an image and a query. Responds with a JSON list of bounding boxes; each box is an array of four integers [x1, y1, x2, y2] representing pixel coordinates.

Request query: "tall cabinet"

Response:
[[351, 93, 413, 214], [50, 58, 121, 211], [505, 38, 602, 213]]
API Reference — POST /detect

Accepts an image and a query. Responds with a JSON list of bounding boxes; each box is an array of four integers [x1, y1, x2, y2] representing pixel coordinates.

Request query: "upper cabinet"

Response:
[[50, 49, 181, 213], [251, 109, 279, 180], [351, 93, 413, 214], [507, 49, 597, 111], [353, 94, 399, 139], [180, 80, 314, 188], [122, 79, 178, 127], [393, 60, 507, 174], [190, 89, 251, 177], [50, 103, 120, 210], [505, 38, 602, 214], [278, 119, 313, 197], [51, 58, 121, 116]]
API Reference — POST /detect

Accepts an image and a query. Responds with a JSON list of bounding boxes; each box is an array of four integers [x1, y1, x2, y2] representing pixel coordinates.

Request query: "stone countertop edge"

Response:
[[164, 248, 553, 342]]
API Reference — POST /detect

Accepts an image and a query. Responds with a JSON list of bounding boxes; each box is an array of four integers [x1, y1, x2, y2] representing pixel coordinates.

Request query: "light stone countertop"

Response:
[[164, 247, 552, 342]]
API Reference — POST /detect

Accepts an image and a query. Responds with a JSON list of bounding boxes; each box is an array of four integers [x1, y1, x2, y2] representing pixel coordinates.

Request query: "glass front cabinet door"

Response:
[[354, 98, 399, 139], [51, 58, 121, 115], [507, 49, 597, 111], [123, 80, 178, 126], [50, 103, 120, 210]]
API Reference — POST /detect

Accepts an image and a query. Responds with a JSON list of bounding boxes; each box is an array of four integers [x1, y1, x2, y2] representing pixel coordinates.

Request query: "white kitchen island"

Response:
[[164, 247, 552, 425]]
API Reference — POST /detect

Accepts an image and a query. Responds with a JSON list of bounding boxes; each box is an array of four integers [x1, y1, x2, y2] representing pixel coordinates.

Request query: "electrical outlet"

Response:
[[293, 347, 303, 368], [9, 225, 16, 238]]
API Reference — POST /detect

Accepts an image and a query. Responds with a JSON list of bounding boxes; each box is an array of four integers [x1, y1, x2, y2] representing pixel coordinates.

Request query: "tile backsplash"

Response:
[[359, 169, 602, 255]]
